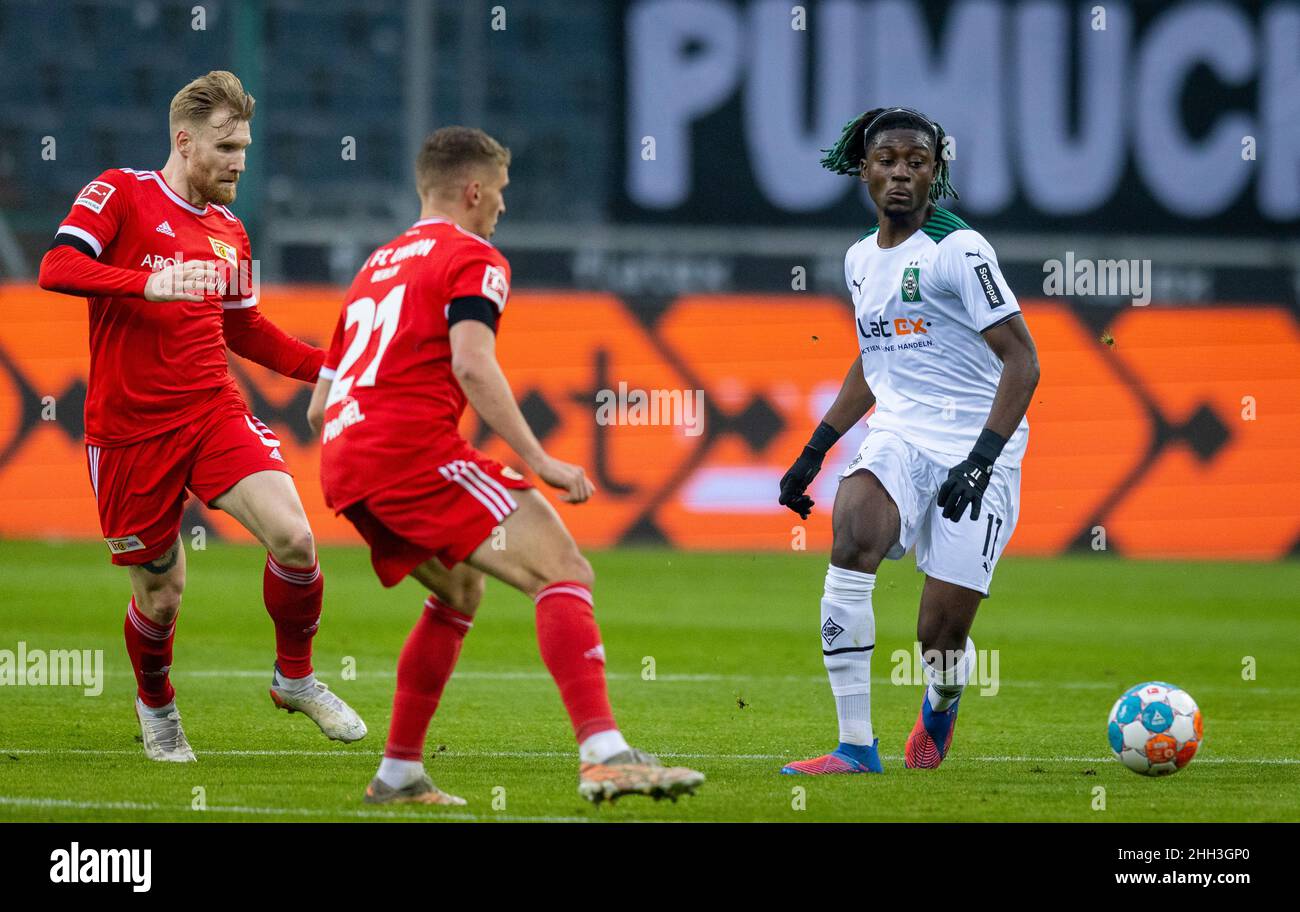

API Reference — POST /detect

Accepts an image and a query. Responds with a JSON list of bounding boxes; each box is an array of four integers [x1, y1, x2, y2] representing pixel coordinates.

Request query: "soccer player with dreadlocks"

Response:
[[778, 107, 1040, 774]]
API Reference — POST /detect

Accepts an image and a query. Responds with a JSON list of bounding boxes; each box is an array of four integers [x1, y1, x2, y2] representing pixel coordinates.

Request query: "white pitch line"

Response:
[[89, 668, 1300, 695], [0, 795, 591, 823], [3, 747, 1297, 765]]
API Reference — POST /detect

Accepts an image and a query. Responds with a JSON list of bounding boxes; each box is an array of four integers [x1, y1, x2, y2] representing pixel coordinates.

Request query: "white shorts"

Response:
[[838, 427, 1020, 596]]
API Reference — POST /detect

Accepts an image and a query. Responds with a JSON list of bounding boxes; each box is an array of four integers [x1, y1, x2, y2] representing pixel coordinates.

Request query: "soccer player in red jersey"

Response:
[[308, 127, 704, 805], [37, 71, 365, 761]]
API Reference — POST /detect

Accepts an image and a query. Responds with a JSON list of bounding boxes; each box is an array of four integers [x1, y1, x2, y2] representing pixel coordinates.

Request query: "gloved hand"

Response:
[[936, 456, 991, 521], [779, 448, 825, 519], [778, 421, 842, 519]]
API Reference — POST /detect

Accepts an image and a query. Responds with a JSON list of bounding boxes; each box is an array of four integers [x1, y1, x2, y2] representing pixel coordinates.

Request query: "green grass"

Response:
[[0, 541, 1296, 822]]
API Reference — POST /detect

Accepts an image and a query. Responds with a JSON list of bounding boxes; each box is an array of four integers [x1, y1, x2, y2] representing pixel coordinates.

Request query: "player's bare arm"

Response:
[[306, 378, 329, 436], [449, 319, 594, 504], [935, 314, 1040, 523], [822, 355, 877, 434], [778, 356, 874, 519], [979, 314, 1040, 440]]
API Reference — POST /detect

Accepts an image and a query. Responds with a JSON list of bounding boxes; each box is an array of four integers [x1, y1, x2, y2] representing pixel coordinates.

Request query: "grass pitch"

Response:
[[0, 541, 1296, 822]]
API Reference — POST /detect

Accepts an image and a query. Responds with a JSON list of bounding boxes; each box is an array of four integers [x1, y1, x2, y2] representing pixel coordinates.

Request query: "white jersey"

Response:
[[844, 206, 1028, 467]]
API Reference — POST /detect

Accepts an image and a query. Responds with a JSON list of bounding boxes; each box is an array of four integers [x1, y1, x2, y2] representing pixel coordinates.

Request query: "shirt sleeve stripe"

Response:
[[55, 225, 104, 258], [979, 310, 1021, 334], [318, 366, 337, 380], [221, 296, 258, 310]]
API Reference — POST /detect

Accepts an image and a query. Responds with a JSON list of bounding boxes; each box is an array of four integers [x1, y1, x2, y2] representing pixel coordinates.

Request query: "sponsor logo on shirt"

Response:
[[481, 264, 509, 309], [155, 221, 175, 237], [856, 314, 932, 339], [973, 262, 1004, 308], [74, 181, 116, 214]]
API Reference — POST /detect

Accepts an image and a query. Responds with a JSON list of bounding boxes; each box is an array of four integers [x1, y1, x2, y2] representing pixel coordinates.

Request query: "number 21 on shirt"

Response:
[[326, 284, 405, 408]]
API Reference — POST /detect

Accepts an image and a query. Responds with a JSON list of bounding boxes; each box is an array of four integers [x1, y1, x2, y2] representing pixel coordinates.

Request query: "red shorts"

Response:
[[341, 448, 533, 587], [86, 396, 291, 565]]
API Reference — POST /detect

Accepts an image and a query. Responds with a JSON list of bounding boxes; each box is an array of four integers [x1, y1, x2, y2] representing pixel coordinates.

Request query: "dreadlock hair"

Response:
[[820, 106, 959, 202]]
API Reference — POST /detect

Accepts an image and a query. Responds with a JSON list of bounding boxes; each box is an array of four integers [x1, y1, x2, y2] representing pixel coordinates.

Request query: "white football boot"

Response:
[[269, 671, 368, 743], [135, 698, 197, 763]]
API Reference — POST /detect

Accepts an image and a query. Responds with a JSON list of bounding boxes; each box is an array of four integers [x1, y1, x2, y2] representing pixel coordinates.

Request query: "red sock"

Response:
[[124, 597, 176, 708], [385, 596, 473, 761], [535, 582, 617, 743], [264, 555, 322, 679]]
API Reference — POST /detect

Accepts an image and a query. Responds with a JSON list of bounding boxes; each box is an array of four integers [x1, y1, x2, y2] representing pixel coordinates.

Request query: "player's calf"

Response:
[[904, 636, 976, 769]]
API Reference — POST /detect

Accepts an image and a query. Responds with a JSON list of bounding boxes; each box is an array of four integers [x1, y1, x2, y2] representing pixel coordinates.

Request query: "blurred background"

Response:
[[0, 0, 1296, 560]]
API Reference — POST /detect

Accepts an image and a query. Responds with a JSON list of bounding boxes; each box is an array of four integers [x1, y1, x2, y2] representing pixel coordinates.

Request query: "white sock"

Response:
[[924, 636, 976, 711], [377, 757, 426, 789], [821, 565, 876, 746], [274, 667, 316, 693], [137, 698, 176, 719], [579, 728, 631, 764]]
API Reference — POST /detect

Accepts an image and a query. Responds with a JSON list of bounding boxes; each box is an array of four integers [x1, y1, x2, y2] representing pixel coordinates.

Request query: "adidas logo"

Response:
[[155, 221, 175, 237]]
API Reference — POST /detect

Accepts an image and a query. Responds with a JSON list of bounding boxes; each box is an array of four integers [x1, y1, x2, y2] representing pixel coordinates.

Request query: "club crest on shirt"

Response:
[[208, 236, 238, 264], [901, 265, 921, 302]]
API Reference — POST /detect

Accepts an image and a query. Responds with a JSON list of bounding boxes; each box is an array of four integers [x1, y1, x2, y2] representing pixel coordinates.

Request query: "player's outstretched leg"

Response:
[[125, 539, 195, 762], [783, 470, 897, 776], [363, 561, 482, 807], [212, 470, 366, 743], [782, 564, 883, 775], [467, 489, 704, 803]]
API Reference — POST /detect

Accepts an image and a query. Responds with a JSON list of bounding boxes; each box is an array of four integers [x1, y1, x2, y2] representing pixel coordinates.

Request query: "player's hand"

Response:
[[144, 260, 222, 302], [778, 447, 824, 519], [936, 458, 991, 522], [535, 455, 596, 504]]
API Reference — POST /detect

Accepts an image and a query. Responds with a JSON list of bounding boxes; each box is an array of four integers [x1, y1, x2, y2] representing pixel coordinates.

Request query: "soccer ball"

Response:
[[1107, 682, 1203, 776]]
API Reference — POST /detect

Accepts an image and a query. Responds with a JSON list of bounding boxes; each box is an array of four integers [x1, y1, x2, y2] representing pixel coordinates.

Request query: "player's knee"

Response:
[[917, 615, 964, 655], [453, 575, 485, 616], [829, 537, 884, 574], [137, 585, 183, 624], [533, 546, 593, 595], [560, 549, 594, 589], [268, 524, 316, 568]]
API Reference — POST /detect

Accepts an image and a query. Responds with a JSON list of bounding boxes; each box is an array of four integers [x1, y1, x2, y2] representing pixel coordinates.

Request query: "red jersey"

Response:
[[53, 168, 261, 447], [319, 217, 511, 511]]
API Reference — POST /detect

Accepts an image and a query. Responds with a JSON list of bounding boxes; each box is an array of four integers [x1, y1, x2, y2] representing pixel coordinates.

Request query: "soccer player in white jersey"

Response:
[[778, 107, 1040, 774]]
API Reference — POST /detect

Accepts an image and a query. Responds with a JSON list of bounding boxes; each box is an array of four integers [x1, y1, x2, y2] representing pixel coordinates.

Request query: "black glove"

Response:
[[936, 428, 1007, 522], [779, 422, 842, 519]]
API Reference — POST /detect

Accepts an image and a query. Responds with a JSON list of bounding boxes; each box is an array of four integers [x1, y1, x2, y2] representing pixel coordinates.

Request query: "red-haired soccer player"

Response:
[[39, 71, 365, 761]]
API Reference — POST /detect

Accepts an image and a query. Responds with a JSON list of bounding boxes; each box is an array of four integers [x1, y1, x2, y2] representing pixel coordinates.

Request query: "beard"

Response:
[[190, 166, 238, 206]]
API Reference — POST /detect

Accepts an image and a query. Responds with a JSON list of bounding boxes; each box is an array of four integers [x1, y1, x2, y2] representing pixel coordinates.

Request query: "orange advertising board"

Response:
[[1, 282, 1296, 559]]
